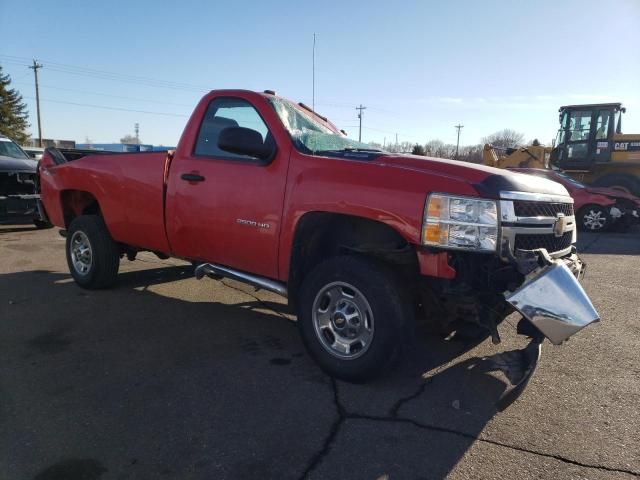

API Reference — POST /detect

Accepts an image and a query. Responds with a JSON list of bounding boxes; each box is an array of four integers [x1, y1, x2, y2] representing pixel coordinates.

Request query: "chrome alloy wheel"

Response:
[[312, 281, 375, 360], [583, 209, 607, 230], [70, 230, 93, 275]]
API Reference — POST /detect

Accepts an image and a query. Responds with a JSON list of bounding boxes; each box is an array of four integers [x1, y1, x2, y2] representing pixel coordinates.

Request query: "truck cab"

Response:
[[551, 103, 640, 194], [551, 103, 624, 170], [37, 90, 601, 399]]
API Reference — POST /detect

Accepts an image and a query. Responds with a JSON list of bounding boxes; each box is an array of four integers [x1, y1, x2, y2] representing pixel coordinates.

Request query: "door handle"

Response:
[[181, 173, 205, 182]]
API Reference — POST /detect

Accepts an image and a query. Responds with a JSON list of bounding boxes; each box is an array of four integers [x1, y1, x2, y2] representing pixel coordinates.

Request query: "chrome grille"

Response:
[[500, 191, 576, 260], [513, 201, 574, 218], [514, 232, 573, 252]]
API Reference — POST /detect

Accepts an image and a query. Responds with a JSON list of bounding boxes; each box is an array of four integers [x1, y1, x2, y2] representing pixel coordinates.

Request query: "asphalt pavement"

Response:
[[1, 222, 638, 480]]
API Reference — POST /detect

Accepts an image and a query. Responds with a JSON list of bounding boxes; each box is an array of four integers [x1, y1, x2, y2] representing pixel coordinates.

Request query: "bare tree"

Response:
[[424, 140, 444, 156], [482, 129, 525, 148], [457, 144, 483, 163]]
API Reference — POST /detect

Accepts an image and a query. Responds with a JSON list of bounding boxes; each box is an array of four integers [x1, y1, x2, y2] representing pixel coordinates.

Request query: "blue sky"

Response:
[[1, 0, 639, 147]]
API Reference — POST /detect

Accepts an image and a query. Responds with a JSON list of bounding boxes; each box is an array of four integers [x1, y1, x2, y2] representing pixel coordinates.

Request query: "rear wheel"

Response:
[[578, 204, 611, 232], [66, 215, 120, 288], [297, 256, 411, 382]]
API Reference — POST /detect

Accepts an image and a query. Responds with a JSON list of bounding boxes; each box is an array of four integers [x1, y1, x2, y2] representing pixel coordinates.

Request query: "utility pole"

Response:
[[395, 133, 398, 150], [454, 124, 464, 159], [29, 60, 44, 147], [134, 123, 140, 144], [356, 104, 366, 142]]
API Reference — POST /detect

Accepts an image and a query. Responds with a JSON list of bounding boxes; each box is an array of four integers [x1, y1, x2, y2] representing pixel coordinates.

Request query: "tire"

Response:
[[297, 255, 412, 382], [578, 204, 611, 232], [592, 174, 640, 197], [66, 215, 120, 289]]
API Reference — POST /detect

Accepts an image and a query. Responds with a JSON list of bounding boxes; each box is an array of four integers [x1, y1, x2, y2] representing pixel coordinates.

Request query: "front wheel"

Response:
[[297, 256, 412, 382], [66, 215, 120, 289], [578, 204, 611, 232]]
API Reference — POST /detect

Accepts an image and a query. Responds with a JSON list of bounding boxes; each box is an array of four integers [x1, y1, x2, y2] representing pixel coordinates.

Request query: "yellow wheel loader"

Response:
[[484, 103, 640, 195]]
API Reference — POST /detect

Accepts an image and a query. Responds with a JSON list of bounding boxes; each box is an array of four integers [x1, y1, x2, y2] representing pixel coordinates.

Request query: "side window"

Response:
[[194, 97, 271, 159], [595, 110, 611, 140]]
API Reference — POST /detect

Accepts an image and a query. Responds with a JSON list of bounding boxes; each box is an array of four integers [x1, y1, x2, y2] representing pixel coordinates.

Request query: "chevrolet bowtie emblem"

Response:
[[553, 213, 568, 237]]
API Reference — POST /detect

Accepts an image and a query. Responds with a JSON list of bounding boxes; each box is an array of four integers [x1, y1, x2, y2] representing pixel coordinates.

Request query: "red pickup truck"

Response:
[[38, 89, 599, 393]]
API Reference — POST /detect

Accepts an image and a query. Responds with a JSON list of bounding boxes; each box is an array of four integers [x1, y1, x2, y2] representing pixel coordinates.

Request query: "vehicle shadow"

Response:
[[0, 266, 511, 480], [0, 220, 41, 234], [578, 230, 640, 255]]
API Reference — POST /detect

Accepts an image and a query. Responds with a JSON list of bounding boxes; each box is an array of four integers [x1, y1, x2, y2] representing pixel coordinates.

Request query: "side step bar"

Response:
[[194, 263, 288, 298]]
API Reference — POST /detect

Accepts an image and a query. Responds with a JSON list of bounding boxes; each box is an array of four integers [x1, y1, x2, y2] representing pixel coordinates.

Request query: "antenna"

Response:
[[312, 33, 316, 112]]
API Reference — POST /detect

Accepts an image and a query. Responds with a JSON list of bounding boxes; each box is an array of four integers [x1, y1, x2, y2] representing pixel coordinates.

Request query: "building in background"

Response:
[[75, 143, 175, 152], [26, 138, 76, 149]]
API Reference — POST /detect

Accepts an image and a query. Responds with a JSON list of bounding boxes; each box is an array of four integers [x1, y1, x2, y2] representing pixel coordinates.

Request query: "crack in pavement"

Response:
[[388, 357, 459, 418], [135, 255, 638, 478], [298, 377, 640, 479]]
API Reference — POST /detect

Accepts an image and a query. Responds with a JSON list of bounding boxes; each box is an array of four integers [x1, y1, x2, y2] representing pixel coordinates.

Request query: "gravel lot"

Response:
[[1, 221, 639, 480]]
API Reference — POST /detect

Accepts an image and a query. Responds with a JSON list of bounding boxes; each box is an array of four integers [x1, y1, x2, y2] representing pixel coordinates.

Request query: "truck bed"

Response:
[[39, 148, 172, 254]]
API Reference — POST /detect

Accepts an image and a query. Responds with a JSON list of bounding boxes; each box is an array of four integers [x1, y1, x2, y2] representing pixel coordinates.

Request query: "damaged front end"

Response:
[[420, 190, 600, 408], [0, 148, 41, 222], [504, 247, 599, 345], [0, 151, 50, 227], [609, 198, 640, 229], [0, 169, 39, 219]]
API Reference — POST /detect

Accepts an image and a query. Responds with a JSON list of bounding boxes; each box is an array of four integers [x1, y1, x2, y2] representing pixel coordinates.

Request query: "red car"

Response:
[[511, 168, 640, 231], [37, 89, 600, 393]]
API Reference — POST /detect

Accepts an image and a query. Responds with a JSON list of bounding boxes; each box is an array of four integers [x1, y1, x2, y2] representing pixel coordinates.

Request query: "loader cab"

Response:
[[550, 103, 624, 171]]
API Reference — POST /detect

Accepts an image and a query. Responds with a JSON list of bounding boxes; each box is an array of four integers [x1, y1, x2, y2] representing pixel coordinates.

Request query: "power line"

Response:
[[21, 96, 189, 117], [1, 54, 212, 92], [3, 54, 426, 142], [28, 60, 43, 147], [13, 81, 194, 107]]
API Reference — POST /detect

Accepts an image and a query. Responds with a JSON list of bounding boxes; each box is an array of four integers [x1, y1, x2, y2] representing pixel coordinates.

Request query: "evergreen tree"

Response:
[[411, 144, 426, 156], [0, 65, 30, 144]]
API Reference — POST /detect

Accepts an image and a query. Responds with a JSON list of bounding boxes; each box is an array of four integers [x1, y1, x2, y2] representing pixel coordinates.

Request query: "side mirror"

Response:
[[218, 127, 274, 161]]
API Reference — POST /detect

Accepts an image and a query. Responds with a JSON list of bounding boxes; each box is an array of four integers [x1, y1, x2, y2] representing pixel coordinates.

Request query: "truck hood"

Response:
[[0, 154, 38, 173], [376, 154, 569, 199]]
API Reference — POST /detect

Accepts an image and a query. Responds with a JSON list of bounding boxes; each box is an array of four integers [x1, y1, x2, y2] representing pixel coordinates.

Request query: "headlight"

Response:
[[422, 194, 498, 251]]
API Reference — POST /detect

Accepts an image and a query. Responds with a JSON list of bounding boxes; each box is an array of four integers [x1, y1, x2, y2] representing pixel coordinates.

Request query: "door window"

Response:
[[567, 110, 591, 143], [595, 110, 611, 139], [194, 97, 271, 160]]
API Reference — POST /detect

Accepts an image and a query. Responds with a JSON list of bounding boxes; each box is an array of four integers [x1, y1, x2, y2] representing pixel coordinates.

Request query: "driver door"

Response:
[[165, 95, 288, 279]]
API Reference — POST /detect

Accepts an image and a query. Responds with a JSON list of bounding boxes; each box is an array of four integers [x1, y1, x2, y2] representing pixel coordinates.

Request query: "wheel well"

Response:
[[60, 190, 101, 227], [287, 212, 418, 309]]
